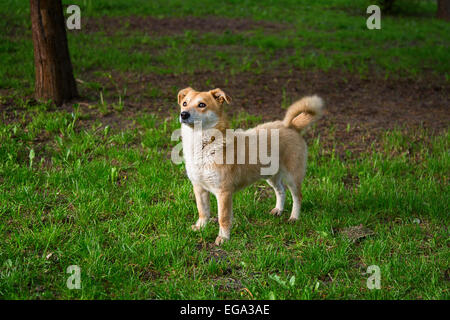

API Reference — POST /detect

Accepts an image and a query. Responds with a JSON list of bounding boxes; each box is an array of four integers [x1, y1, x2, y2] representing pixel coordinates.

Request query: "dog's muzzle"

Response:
[[180, 111, 190, 122]]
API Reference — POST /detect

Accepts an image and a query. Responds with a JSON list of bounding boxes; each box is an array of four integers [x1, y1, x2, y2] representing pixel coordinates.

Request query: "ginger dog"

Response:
[[178, 87, 324, 245]]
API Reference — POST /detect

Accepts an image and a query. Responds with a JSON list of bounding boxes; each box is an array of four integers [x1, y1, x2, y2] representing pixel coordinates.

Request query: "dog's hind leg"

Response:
[[285, 176, 303, 223], [266, 175, 285, 216], [191, 184, 211, 231]]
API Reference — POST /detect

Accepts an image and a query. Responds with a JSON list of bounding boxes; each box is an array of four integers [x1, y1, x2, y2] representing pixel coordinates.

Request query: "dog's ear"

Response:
[[178, 87, 193, 105], [210, 88, 231, 105]]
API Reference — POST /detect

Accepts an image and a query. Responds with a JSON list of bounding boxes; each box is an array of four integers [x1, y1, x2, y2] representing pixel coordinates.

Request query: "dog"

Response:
[[178, 87, 324, 245]]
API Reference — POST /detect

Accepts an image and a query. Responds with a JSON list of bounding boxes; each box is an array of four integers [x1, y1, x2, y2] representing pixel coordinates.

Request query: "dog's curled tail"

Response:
[[283, 95, 324, 131]]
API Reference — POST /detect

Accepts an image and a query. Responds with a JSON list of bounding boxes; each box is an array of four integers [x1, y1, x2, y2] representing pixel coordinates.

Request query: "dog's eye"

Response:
[[198, 103, 206, 108], [183, 101, 187, 106]]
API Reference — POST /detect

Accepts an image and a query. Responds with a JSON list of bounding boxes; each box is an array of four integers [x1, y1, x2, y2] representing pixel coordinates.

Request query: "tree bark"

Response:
[[30, 0, 77, 106], [437, 0, 450, 21]]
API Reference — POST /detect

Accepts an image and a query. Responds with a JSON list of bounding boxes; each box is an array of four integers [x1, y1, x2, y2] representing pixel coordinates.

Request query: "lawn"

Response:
[[0, 0, 449, 299]]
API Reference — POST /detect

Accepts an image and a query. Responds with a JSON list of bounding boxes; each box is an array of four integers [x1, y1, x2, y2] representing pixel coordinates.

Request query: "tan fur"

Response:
[[283, 95, 324, 131], [178, 88, 324, 245]]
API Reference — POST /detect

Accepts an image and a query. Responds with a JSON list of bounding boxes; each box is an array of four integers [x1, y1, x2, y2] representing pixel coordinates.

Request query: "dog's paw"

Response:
[[215, 236, 228, 246], [191, 219, 208, 231], [287, 217, 298, 224], [270, 208, 282, 216]]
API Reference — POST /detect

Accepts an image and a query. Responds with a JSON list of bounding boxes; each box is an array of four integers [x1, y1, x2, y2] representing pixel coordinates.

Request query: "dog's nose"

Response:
[[180, 111, 190, 120]]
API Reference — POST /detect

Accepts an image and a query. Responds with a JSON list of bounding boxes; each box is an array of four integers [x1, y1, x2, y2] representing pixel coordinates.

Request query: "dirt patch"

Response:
[[83, 15, 289, 36], [79, 68, 450, 132]]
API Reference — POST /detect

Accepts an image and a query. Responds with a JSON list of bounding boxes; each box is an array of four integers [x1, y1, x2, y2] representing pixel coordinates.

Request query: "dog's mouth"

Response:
[[180, 117, 194, 126]]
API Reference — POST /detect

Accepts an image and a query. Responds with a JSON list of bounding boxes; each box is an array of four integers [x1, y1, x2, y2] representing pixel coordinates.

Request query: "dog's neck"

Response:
[[181, 118, 229, 162], [213, 117, 230, 134]]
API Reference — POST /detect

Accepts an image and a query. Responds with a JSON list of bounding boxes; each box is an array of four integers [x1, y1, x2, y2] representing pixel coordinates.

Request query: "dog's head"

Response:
[[177, 87, 231, 129]]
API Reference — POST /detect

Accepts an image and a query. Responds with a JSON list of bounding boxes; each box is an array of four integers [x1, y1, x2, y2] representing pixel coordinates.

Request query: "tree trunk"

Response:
[[30, 0, 77, 106], [437, 0, 450, 21]]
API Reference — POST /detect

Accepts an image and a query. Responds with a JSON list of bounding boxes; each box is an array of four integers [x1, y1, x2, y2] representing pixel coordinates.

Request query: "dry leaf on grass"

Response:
[[341, 224, 374, 242]]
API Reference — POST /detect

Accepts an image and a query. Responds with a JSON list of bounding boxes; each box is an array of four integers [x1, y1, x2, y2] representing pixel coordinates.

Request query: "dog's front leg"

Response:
[[191, 184, 210, 231], [215, 191, 233, 245]]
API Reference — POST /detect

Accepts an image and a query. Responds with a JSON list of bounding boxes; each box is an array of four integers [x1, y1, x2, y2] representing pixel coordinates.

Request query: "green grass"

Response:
[[0, 100, 448, 299], [1, 0, 449, 90], [0, 0, 449, 300]]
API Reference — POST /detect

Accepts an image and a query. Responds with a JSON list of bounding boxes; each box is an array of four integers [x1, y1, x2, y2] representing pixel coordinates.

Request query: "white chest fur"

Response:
[[181, 124, 222, 192]]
